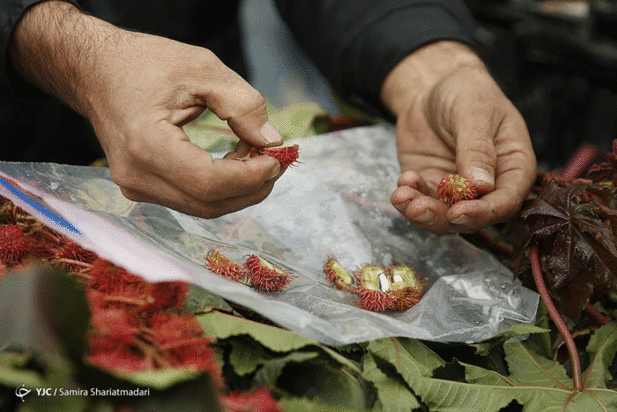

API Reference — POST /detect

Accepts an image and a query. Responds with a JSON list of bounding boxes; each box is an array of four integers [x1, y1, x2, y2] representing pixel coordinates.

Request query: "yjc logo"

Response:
[[15, 384, 31, 402]]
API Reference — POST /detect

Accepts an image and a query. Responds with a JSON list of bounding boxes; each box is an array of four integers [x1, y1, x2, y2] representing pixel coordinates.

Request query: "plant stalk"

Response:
[[560, 142, 599, 180], [530, 246, 583, 390]]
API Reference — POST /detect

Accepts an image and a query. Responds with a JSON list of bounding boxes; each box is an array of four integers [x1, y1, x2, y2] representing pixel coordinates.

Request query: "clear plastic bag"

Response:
[[0, 125, 538, 345]]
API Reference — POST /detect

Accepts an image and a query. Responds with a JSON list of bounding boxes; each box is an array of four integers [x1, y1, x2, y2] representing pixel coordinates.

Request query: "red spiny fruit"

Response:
[[387, 264, 423, 292], [249, 144, 300, 168], [323, 256, 353, 289], [149, 281, 189, 312], [54, 238, 97, 263], [89, 307, 136, 347], [86, 349, 147, 372], [149, 314, 222, 382], [86, 307, 144, 372], [436, 173, 478, 206], [244, 255, 292, 291], [356, 288, 396, 312], [354, 264, 389, 291], [205, 249, 247, 281], [149, 313, 205, 342], [389, 286, 422, 311], [87, 258, 148, 295], [222, 388, 284, 412], [0, 224, 31, 264]]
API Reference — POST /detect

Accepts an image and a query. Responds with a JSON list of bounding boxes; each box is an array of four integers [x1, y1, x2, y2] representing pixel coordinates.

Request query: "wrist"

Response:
[[8, 1, 118, 118], [379, 41, 485, 117]]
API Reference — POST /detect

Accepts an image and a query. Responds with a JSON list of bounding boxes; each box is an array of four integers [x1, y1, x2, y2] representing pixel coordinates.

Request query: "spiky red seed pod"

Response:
[[86, 349, 147, 372], [389, 283, 423, 311], [354, 264, 389, 291], [244, 255, 292, 291], [55, 238, 97, 263], [387, 264, 423, 292], [223, 388, 284, 412], [149, 313, 222, 382], [89, 307, 136, 347], [149, 281, 189, 312], [0, 224, 31, 264], [436, 173, 478, 206], [249, 144, 300, 168], [205, 249, 247, 281], [87, 258, 149, 296], [323, 256, 353, 289], [356, 288, 396, 312]]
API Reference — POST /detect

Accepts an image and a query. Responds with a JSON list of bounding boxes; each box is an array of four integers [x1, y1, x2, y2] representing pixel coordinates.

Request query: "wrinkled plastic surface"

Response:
[[0, 125, 538, 345]]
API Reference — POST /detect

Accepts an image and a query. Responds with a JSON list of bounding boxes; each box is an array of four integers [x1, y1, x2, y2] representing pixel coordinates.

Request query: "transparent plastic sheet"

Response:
[[0, 125, 538, 345]]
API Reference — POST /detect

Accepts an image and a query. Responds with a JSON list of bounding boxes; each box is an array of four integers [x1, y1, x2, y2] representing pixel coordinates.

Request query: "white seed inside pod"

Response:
[[378, 273, 390, 292]]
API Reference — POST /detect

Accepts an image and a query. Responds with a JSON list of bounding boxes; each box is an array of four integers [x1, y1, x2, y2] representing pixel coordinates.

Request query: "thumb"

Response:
[[201, 60, 283, 147], [455, 129, 497, 194]]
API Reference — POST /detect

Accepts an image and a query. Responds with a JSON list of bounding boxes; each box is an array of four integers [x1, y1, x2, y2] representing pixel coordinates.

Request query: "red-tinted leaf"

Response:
[[587, 139, 617, 185], [509, 180, 617, 320]]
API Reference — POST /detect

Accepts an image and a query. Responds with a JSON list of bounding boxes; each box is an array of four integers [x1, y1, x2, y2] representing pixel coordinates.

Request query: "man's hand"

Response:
[[9, 1, 284, 218], [381, 41, 537, 234]]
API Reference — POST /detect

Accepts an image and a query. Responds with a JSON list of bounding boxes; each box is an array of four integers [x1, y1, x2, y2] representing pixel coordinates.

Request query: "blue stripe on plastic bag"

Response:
[[0, 176, 81, 235]]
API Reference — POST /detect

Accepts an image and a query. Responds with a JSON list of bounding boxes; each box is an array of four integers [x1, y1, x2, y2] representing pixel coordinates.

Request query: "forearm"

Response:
[[379, 41, 485, 117], [8, 0, 118, 117]]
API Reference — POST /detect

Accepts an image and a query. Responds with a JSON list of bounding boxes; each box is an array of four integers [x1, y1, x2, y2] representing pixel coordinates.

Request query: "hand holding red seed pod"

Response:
[[436, 173, 479, 205], [246, 144, 300, 168]]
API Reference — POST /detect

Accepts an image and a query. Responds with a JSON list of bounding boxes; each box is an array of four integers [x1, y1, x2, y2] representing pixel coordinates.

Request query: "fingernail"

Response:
[[267, 165, 282, 180], [260, 121, 283, 145], [471, 168, 493, 185], [451, 214, 471, 225], [414, 210, 435, 223], [393, 200, 410, 212]]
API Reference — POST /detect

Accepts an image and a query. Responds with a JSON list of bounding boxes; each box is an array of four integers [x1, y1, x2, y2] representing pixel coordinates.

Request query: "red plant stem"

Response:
[[583, 303, 610, 326], [561, 142, 599, 180], [336, 281, 360, 295], [475, 229, 514, 259], [558, 144, 611, 328], [530, 246, 582, 390]]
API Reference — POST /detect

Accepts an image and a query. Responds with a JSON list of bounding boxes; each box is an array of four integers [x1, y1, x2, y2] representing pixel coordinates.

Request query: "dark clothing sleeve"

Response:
[[0, 0, 78, 95], [274, 0, 477, 116], [0, 0, 243, 96]]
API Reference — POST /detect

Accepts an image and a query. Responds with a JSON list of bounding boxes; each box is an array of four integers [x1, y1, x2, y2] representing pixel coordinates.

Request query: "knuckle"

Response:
[[224, 89, 265, 121], [464, 138, 497, 165]]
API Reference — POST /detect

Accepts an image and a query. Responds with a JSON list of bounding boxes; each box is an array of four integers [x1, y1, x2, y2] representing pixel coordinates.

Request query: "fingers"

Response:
[[391, 183, 501, 234], [195, 52, 283, 148], [392, 165, 534, 234], [107, 124, 283, 218], [452, 100, 499, 194], [119, 172, 279, 219], [113, 153, 282, 218]]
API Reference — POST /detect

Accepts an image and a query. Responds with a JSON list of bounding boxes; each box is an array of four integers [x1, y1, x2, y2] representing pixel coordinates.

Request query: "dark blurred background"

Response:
[[244, 0, 617, 171]]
